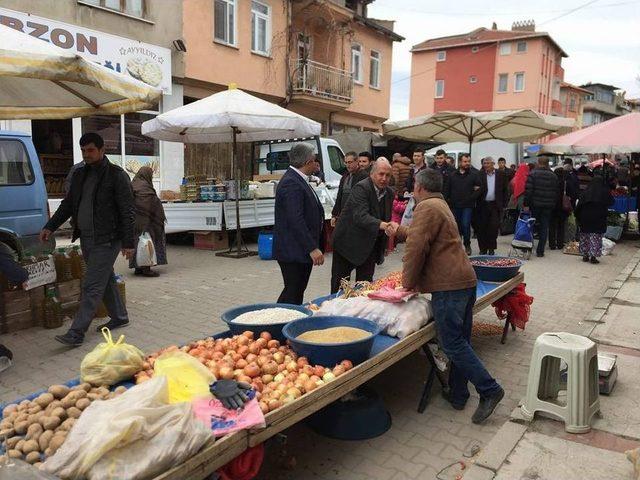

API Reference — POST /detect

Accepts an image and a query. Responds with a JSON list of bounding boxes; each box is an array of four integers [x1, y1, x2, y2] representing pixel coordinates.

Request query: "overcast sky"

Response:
[[368, 0, 640, 119]]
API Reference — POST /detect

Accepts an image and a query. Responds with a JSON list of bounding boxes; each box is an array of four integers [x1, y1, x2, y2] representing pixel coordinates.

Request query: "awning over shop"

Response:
[[0, 24, 161, 119]]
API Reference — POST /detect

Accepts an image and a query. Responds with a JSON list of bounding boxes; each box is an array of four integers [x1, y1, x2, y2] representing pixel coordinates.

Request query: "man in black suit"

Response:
[[476, 157, 510, 255], [330, 158, 394, 293], [331, 151, 367, 227], [273, 143, 325, 304]]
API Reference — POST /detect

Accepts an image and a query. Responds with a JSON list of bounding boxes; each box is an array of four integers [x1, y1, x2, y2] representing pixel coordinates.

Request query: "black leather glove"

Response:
[[210, 380, 253, 410]]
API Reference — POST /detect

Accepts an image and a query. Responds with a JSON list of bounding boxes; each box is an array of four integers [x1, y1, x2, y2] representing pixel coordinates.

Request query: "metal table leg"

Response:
[[417, 343, 448, 413], [501, 313, 513, 344]]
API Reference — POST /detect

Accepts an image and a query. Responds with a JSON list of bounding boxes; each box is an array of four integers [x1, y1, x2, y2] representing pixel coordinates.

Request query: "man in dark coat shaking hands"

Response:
[[273, 143, 325, 304], [330, 158, 394, 293]]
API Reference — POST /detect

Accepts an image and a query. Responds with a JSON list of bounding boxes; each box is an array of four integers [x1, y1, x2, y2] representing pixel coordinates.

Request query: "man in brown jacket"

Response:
[[392, 168, 504, 424]]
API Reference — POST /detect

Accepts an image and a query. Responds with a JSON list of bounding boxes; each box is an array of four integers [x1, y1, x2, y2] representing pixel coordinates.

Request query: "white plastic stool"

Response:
[[521, 332, 600, 433]]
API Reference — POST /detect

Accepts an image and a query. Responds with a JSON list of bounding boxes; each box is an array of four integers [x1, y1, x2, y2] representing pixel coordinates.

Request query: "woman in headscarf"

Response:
[[574, 174, 614, 264], [130, 166, 167, 276]]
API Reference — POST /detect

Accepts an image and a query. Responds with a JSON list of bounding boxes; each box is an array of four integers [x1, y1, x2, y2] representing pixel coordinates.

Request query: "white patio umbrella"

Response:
[[383, 109, 574, 155], [142, 85, 321, 258], [0, 24, 161, 119]]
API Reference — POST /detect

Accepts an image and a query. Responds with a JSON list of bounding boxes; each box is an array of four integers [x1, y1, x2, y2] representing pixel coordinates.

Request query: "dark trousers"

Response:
[[532, 207, 553, 255], [453, 207, 473, 247], [431, 287, 502, 406], [277, 261, 313, 305], [70, 238, 128, 337], [476, 201, 501, 253], [330, 247, 378, 294], [549, 210, 567, 249]]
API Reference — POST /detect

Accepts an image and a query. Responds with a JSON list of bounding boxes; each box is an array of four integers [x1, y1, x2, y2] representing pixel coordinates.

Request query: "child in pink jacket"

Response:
[[388, 192, 409, 253]]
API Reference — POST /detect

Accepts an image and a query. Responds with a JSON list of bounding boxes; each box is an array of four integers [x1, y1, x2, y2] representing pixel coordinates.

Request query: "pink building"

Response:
[[559, 82, 591, 130], [409, 21, 568, 117]]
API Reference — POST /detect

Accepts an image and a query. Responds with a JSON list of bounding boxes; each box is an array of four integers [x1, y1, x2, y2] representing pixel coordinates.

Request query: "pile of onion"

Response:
[[135, 331, 354, 414]]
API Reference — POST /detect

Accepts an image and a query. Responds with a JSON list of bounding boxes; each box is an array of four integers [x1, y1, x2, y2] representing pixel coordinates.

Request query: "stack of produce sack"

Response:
[[310, 272, 432, 339]]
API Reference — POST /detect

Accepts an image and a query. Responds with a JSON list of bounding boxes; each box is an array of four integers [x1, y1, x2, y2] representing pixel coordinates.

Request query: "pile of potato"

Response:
[[0, 382, 127, 467]]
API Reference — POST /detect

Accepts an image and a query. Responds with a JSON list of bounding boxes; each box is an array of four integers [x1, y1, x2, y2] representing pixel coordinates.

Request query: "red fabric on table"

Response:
[[491, 283, 534, 330], [218, 444, 265, 480]]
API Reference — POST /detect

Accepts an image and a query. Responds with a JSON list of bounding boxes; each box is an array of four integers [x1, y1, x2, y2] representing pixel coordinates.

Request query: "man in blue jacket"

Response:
[[273, 143, 325, 304]]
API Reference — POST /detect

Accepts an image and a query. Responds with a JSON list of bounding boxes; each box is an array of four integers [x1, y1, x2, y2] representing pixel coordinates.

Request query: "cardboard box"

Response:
[[194, 231, 229, 251]]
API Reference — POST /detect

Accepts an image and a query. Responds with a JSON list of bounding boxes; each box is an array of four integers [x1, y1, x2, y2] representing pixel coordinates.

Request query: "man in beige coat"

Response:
[[392, 168, 504, 424]]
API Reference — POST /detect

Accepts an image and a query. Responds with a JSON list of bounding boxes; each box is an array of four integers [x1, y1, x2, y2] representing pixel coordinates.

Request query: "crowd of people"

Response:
[[273, 146, 505, 424]]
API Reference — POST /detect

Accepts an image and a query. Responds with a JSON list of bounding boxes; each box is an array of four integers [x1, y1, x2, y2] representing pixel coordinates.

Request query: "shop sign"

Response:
[[0, 7, 172, 94], [23, 257, 57, 290]]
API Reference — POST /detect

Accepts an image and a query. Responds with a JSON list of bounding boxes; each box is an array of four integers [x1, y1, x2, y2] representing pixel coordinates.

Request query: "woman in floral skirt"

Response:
[[574, 174, 614, 264]]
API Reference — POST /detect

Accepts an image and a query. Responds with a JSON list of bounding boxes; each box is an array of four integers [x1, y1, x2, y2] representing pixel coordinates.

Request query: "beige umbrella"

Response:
[[0, 24, 160, 119], [383, 109, 574, 155]]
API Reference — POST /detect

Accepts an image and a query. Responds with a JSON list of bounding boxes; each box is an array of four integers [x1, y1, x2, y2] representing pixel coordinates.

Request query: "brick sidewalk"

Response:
[[1, 237, 636, 479]]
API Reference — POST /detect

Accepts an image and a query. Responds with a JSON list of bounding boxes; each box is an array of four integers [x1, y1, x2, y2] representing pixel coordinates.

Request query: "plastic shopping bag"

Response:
[[43, 376, 212, 480], [80, 328, 144, 386], [154, 351, 215, 404], [136, 232, 157, 267], [602, 237, 616, 256], [192, 396, 266, 437], [400, 196, 415, 227]]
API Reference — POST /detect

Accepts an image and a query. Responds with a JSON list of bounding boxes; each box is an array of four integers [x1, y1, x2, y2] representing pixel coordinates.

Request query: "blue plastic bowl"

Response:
[[221, 303, 312, 341], [308, 292, 340, 306], [469, 255, 523, 282], [283, 316, 381, 367]]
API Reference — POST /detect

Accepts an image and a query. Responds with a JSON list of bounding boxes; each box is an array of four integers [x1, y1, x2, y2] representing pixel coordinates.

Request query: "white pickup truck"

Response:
[[163, 137, 346, 233]]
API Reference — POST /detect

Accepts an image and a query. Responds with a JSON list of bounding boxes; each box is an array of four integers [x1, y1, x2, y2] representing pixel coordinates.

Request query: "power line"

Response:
[[538, 0, 602, 25]]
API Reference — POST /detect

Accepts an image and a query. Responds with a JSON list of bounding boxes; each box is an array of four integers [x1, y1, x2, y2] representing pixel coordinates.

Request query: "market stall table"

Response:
[[2, 274, 524, 480], [151, 272, 525, 480]]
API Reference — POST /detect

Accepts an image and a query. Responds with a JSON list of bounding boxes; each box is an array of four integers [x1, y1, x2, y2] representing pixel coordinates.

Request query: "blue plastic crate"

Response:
[[612, 196, 637, 214]]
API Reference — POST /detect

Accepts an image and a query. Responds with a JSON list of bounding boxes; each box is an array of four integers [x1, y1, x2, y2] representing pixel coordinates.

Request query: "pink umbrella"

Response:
[[541, 112, 640, 154]]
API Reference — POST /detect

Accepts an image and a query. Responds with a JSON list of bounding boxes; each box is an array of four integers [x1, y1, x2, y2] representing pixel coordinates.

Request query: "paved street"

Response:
[[0, 236, 638, 480]]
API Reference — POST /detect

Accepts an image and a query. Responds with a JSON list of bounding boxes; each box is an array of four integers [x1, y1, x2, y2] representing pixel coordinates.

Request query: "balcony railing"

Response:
[[290, 59, 353, 103]]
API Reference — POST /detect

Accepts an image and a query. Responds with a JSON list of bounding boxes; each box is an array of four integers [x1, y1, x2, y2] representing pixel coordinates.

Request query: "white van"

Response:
[[255, 137, 346, 191]]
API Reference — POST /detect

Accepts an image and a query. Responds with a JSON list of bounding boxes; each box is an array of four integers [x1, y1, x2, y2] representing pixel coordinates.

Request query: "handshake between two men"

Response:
[[380, 221, 400, 237]]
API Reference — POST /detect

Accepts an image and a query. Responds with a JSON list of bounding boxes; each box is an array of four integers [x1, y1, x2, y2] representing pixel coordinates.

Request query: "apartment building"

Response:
[[409, 21, 567, 118], [559, 82, 590, 130], [183, 0, 403, 134], [580, 83, 623, 127]]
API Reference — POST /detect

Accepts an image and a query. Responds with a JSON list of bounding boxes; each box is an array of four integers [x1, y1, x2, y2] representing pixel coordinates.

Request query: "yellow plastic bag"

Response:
[[80, 328, 145, 386], [153, 350, 215, 403]]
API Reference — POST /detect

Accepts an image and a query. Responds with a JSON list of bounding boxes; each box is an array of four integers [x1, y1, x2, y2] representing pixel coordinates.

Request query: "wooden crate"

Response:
[[194, 231, 229, 251], [2, 310, 33, 333], [1, 289, 31, 333], [57, 279, 82, 298]]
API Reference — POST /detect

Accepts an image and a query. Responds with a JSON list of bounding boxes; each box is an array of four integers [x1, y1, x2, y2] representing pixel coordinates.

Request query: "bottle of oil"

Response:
[[42, 285, 63, 329], [61, 249, 73, 282], [69, 246, 85, 279], [115, 275, 126, 306], [53, 248, 67, 281]]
